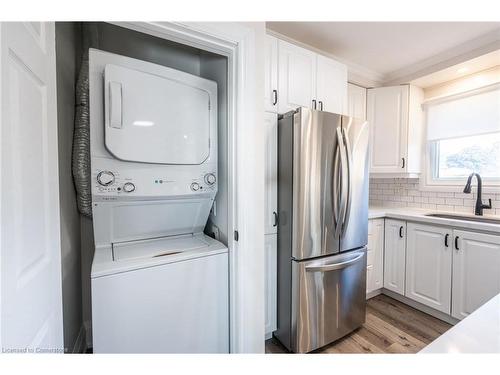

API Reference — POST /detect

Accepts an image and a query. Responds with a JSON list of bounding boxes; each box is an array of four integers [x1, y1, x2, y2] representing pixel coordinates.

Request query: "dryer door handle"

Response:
[[109, 81, 122, 129]]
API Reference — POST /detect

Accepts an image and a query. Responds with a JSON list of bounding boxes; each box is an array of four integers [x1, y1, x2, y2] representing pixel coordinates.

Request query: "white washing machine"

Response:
[[89, 49, 228, 353]]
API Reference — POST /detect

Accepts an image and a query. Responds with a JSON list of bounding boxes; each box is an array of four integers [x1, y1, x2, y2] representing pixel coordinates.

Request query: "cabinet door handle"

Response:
[[445, 233, 449, 247], [399, 226, 404, 238], [273, 211, 278, 227], [312, 99, 317, 109], [272, 89, 278, 105], [455, 236, 460, 250], [319, 101, 323, 111], [401, 157, 405, 169]]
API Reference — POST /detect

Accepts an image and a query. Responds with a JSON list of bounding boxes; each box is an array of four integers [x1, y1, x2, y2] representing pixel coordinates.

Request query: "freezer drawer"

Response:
[[291, 249, 366, 353]]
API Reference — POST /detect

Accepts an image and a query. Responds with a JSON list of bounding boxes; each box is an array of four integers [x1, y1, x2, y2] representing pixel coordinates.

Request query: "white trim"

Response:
[[109, 21, 265, 354]]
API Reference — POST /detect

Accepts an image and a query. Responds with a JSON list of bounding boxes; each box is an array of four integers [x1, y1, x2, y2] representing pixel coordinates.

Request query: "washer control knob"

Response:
[[123, 182, 135, 193], [204, 173, 216, 185], [190, 182, 200, 191], [97, 170, 115, 186]]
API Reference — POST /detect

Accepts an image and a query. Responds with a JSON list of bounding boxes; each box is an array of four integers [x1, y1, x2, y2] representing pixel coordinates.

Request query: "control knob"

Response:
[[204, 173, 216, 185], [190, 182, 200, 191], [97, 170, 115, 186], [123, 182, 135, 193]]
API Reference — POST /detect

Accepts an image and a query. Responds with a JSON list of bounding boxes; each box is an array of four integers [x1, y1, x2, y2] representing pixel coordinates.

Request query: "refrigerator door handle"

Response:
[[335, 127, 348, 239], [305, 252, 364, 272], [341, 127, 353, 236], [333, 144, 341, 232]]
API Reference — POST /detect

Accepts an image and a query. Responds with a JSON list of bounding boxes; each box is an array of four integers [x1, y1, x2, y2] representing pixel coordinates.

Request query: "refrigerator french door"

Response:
[[275, 107, 369, 353]]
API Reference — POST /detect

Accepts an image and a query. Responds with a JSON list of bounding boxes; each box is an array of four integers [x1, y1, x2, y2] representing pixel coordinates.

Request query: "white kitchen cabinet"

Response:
[[405, 223, 452, 314], [264, 112, 278, 234], [452, 230, 500, 320], [367, 218, 384, 295], [264, 35, 279, 112], [347, 83, 367, 120], [316, 54, 347, 114], [367, 84, 423, 176], [384, 219, 407, 295], [278, 39, 317, 113], [265, 233, 277, 338], [277, 39, 347, 114]]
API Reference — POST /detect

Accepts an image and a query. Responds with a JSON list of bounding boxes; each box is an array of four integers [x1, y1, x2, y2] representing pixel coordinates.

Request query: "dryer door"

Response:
[[104, 64, 213, 165]]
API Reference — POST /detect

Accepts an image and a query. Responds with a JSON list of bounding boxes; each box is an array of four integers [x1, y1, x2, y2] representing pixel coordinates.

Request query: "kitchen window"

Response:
[[425, 84, 500, 187]]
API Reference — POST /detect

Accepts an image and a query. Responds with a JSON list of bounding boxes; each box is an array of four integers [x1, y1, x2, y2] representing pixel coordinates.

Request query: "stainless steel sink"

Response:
[[425, 213, 500, 225]]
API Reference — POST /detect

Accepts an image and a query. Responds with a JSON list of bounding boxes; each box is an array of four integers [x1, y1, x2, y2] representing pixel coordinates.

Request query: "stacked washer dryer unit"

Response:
[[89, 49, 229, 353]]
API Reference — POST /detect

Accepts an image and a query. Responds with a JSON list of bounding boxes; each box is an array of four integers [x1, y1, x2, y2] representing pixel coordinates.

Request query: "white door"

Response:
[[264, 112, 278, 235], [0, 22, 63, 352], [405, 223, 452, 314], [264, 234, 277, 339], [264, 35, 278, 113], [452, 230, 500, 320], [278, 40, 317, 113], [383, 219, 406, 295], [315, 55, 347, 114], [347, 83, 367, 120], [367, 85, 409, 174], [367, 218, 384, 294]]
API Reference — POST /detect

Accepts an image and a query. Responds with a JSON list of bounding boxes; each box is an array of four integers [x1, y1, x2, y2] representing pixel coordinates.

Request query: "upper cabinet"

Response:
[[367, 84, 424, 177], [277, 39, 317, 113], [347, 83, 367, 120], [266, 38, 347, 115], [264, 35, 279, 112], [315, 55, 347, 114]]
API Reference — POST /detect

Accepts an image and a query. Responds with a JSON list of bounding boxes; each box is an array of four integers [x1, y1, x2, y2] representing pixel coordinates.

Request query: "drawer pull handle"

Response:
[[445, 233, 449, 247], [455, 236, 460, 251], [399, 226, 404, 238]]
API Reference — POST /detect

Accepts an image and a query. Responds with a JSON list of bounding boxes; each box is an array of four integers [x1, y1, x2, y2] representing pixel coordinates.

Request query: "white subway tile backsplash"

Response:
[[369, 178, 499, 214]]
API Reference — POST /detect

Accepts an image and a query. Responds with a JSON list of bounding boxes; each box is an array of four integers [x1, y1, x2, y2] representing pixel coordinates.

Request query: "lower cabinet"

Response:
[[383, 219, 406, 295], [264, 233, 277, 338], [405, 223, 452, 314], [452, 230, 500, 320], [367, 218, 384, 294]]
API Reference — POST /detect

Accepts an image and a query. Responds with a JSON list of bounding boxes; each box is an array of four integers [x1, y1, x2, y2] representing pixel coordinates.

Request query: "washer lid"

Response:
[[112, 234, 210, 262]]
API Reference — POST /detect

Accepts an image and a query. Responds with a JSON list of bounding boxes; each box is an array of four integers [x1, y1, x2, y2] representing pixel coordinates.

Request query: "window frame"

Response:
[[421, 83, 500, 192]]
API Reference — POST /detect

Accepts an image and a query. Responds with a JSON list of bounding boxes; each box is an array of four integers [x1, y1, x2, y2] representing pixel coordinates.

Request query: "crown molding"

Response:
[[266, 28, 385, 88], [383, 28, 500, 85]]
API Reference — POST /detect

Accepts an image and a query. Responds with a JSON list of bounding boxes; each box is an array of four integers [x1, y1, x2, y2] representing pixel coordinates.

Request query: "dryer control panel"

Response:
[[92, 163, 217, 201]]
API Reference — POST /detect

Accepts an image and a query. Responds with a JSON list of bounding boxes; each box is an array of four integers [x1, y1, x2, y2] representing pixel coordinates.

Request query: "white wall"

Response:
[[55, 22, 83, 352]]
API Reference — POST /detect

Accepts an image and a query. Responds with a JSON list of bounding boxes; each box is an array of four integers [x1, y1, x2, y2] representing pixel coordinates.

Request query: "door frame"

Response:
[[111, 22, 264, 353]]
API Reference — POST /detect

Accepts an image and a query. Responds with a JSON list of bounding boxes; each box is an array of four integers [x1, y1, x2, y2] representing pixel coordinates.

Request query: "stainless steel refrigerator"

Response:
[[275, 107, 369, 353]]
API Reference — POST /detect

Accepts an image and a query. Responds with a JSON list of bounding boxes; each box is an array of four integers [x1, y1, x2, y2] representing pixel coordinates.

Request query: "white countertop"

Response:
[[369, 206, 500, 234], [420, 294, 500, 353]]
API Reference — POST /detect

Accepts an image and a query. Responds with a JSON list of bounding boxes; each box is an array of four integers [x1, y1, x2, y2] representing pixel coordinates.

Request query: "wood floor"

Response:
[[265, 294, 452, 354]]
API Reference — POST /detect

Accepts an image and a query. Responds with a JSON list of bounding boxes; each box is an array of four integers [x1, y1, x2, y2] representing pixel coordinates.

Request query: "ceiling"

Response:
[[266, 22, 500, 85], [411, 49, 500, 88]]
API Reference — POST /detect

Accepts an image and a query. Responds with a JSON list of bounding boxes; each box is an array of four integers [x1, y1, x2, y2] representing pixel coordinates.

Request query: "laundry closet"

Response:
[[55, 22, 232, 353]]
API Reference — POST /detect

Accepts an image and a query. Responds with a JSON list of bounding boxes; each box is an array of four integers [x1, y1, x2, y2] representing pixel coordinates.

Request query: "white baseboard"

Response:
[[381, 288, 459, 326], [72, 326, 86, 353]]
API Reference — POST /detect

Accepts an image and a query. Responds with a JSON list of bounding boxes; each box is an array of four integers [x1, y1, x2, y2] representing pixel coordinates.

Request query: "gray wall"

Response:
[[55, 22, 83, 353], [200, 52, 229, 245]]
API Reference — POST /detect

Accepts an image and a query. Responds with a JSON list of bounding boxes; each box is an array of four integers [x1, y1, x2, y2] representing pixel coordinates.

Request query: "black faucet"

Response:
[[463, 173, 492, 216]]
